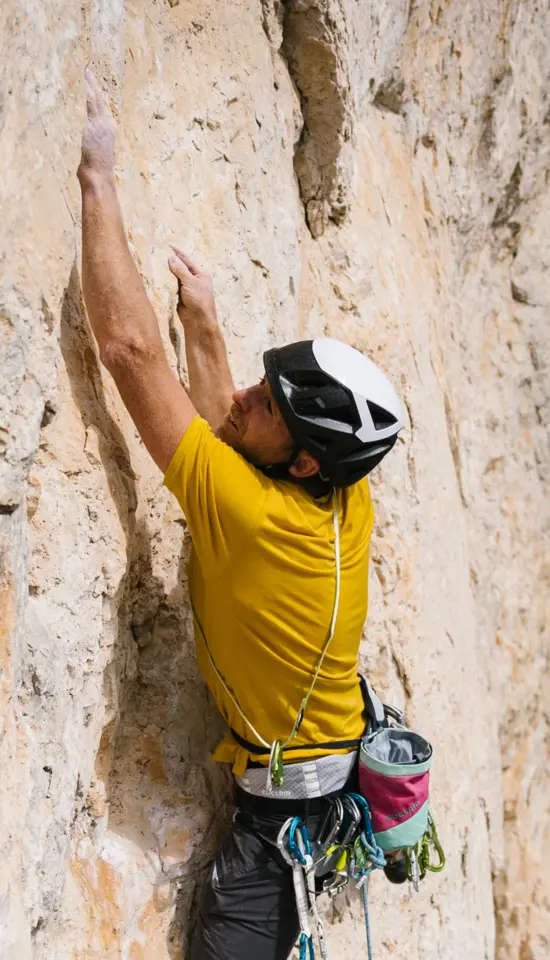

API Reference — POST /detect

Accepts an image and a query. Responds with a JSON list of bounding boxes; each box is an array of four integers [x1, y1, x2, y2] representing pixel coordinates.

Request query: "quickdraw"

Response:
[[346, 794, 386, 960], [277, 817, 327, 960], [406, 808, 446, 886], [278, 796, 387, 960], [277, 796, 448, 960]]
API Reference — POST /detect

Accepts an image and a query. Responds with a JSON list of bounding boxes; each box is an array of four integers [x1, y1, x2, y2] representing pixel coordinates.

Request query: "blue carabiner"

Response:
[[288, 817, 310, 865]]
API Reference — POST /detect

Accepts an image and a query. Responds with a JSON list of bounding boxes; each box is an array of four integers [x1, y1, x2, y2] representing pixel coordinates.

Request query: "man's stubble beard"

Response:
[[216, 422, 254, 464]]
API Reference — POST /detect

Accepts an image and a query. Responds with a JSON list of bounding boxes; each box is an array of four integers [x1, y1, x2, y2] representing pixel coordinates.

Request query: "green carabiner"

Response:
[[269, 739, 285, 787], [424, 813, 446, 872], [405, 811, 446, 883]]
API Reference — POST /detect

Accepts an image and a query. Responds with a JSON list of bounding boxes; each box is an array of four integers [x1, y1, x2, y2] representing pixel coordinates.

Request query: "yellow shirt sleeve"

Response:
[[163, 416, 269, 576]]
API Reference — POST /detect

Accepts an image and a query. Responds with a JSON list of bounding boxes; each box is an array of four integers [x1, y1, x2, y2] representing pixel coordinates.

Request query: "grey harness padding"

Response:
[[236, 750, 356, 800]]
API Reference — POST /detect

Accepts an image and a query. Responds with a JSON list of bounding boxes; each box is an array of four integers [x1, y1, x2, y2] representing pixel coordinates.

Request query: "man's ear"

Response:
[[289, 449, 320, 479]]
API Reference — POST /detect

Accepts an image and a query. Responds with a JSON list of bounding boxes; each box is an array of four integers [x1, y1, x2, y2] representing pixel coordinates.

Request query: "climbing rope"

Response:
[[346, 793, 386, 960]]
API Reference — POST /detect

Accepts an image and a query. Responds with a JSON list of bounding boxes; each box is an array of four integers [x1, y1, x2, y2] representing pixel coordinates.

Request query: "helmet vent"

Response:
[[284, 370, 327, 389], [367, 401, 398, 431]]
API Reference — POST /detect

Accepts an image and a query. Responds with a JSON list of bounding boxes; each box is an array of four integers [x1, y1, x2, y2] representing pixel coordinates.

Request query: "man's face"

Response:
[[217, 378, 295, 467]]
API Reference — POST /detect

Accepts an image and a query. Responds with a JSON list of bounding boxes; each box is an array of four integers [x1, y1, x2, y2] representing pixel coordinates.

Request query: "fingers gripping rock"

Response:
[[80, 70, 117, 177], [168, 250, 216, 322]]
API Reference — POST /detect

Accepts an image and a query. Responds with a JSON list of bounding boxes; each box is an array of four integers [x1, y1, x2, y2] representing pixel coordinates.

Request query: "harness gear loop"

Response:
[[192, 491, 342, 786]]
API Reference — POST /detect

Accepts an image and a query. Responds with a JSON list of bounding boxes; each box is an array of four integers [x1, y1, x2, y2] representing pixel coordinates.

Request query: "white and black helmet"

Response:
[[263, 338, 404, 488]]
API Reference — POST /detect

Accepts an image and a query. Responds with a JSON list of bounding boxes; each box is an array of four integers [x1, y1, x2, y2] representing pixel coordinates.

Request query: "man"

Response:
[[78, 72, 403, 959]]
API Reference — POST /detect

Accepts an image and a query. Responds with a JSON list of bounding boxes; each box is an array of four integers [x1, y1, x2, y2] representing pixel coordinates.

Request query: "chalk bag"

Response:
[[358, 726, 433, 852]]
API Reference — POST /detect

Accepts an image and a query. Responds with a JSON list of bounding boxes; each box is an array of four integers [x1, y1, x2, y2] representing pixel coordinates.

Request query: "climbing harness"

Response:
[[236, 751, 356, 800], [192, 490, 342, 789]]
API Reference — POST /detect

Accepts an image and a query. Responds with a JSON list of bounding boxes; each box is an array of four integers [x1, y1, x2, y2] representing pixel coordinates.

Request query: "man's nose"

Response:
[[233, 388, 250, 412]]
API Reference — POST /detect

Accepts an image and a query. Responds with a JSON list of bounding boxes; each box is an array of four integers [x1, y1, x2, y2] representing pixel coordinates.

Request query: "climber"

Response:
[[78, 71, 404, 960]]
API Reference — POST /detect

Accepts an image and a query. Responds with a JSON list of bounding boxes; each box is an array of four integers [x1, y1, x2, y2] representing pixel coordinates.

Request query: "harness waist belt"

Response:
[[230, 727, 361, 756], [236, 750, 357, 800], [235, 786, 343, 818]]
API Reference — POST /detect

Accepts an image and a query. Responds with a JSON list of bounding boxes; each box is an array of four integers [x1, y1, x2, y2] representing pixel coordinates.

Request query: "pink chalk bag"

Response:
[[358, 675, 445, 886]]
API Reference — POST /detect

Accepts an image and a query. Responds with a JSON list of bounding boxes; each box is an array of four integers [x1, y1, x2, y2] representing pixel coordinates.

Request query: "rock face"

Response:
[[1, 1, 549, 957]]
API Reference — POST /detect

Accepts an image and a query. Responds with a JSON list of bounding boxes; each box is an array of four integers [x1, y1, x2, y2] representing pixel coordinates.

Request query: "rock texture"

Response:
[[1, 1, 549, 957]]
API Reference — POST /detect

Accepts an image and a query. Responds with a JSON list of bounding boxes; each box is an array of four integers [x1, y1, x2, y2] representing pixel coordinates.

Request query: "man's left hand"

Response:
[[78, 69, 116, 181]]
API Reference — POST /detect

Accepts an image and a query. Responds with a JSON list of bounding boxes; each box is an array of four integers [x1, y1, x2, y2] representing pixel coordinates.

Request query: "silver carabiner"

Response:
[[313, 798, 344, 871], [409, 848, 420, 892], [322, 870, 349, 898], [323, 797, 344, 848], [340, 795, 362, 846]]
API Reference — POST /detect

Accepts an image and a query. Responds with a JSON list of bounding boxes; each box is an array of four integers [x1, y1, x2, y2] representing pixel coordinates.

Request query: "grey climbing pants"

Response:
[[189, 787, 346, 960]]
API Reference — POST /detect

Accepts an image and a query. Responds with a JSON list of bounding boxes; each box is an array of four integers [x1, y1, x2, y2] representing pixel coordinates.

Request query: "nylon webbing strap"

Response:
[[230, 727, 361, 756], [358, 674, 386, 727]]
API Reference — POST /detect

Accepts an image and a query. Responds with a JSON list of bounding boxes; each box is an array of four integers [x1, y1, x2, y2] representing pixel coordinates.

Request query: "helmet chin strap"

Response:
[[301, 472, 333, 499], [259, 442, 300, 480], [260, 446, 333, 499]]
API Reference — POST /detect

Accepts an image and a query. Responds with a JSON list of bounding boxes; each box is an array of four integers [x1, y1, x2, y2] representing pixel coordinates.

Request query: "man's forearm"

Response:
[[78, 168, 165, 364], [184, 322, 234, 429], [75, 70, 197, 474], [79, 167, 234, 431]]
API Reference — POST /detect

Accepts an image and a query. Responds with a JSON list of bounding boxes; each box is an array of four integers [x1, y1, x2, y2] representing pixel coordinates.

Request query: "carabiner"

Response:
[[276, 817, 298, 867], [317, 797, 344, 849], [322, 870, 349, 898], [406, 848, 421, 892], [340, 795, 362, 846]]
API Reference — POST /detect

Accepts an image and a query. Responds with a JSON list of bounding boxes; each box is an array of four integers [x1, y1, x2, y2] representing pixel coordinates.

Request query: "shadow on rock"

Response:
[[60, 263, 233, 955]]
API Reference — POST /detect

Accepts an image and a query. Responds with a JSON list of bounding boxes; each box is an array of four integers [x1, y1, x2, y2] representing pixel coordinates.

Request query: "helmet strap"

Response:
[[259, 442, 301, 481], [260, 445, 333, 499]]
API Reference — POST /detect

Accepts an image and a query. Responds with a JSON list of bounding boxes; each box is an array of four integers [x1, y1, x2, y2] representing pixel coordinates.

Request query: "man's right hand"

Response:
[[168, 246, 218, 327], [168, 247, 235, 429]]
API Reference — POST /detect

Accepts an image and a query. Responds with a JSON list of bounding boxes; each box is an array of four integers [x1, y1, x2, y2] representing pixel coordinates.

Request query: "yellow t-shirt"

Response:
[[164, 416, 373, 776]]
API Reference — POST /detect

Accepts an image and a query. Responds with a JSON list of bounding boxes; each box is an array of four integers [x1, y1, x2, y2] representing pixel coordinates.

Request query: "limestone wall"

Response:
[[1, 1, 549, 957]]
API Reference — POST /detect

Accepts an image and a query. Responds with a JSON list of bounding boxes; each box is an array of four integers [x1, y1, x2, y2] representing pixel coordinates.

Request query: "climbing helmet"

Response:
[[263, 338, 404, 487]]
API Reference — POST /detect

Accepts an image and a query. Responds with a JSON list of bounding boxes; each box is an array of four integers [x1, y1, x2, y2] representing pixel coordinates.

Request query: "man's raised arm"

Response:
[[168, 248, 235, 431], [77, 70, 195, 473]]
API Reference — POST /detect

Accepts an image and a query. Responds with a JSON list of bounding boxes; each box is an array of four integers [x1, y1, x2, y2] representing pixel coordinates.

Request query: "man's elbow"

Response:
[[99, 336, 160, 374]]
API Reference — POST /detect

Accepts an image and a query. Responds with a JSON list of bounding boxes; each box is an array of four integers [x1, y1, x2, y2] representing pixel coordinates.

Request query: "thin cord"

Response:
[[282, 491, 341, 746], [191, 598, 271, 748], [192, 488, 341, 754]]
